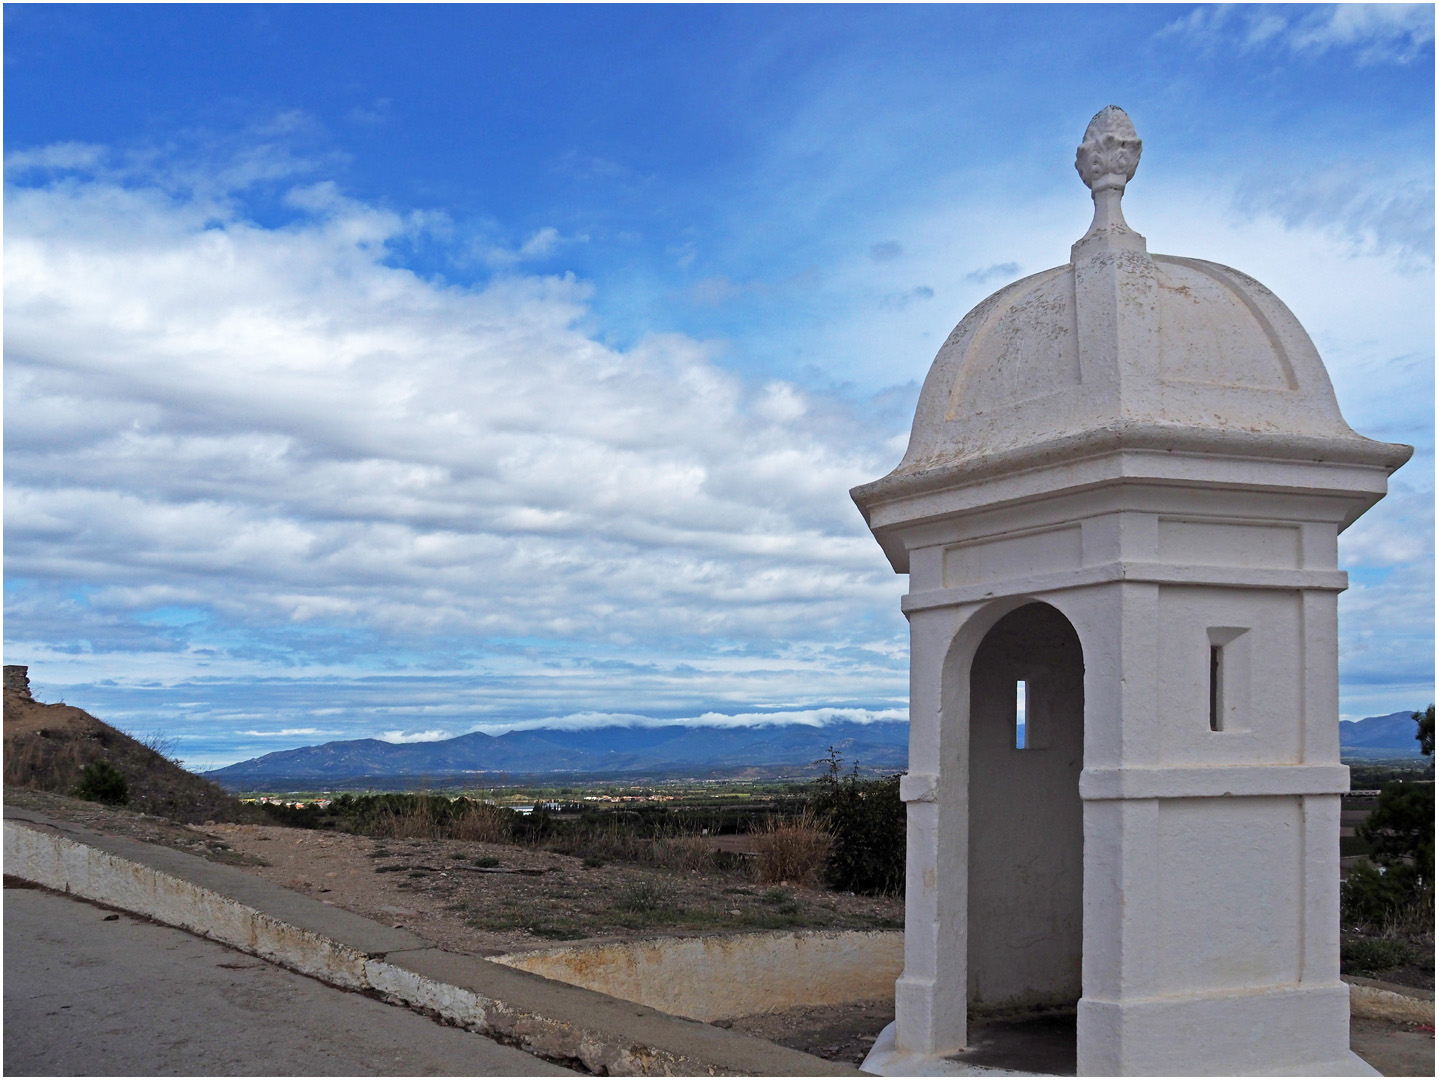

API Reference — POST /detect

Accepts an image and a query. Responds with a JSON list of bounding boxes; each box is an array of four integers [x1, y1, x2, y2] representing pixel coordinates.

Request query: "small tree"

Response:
[[1415, 704, 1434, 757], [810, 747, 905, 895], [1342, 704, 1434, 928], [74, 760, 129, 805]]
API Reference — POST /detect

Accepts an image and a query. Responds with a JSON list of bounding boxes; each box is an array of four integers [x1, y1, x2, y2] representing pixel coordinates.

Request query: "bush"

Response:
[[619, 877, 677, 913], [371, 801, 441, 840], [653, 834, 720, 873], [73, 760, 129, 805], [1360, 780, 1434, 883], [1342, 859, 1433, 931], [751, 810, 832, 886], [449, 802, 513, 843], [811, 750, 905, 895], [1341, 937, 1413, 977]]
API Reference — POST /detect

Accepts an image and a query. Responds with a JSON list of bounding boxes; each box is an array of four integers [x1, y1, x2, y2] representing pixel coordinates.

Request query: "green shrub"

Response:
[[618, 877, 676, 913], [1342, 859, 1429, 925], [73, 760, 128, 805], [1360, 779, 1434, 882], [1341, 937, 1413, 976], [810, 750, 905, 895]]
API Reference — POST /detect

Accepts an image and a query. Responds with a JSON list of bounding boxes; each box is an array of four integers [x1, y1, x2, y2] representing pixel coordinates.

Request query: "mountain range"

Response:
[[1337, 710, 1427, 759], [203, 719, 911, 790], [202, 709, 1426, 790]]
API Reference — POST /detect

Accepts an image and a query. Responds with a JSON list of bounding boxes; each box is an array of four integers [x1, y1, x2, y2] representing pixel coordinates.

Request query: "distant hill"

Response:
[[203, 719, 911, 790], [1340, 710, 1426, 759], [3, 667, 254, 823]]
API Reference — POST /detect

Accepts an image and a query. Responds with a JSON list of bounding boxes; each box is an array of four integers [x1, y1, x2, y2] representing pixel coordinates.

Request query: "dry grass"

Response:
[[1383, 892, 1436, 939], [544, 821, 654, 864], [371, 803, 441, 840], [448, 803, 512, 843], [3, 734, 87, 789], [653, 833, 720, 873], [751, 810, 833, 887], [371, 801, 514, 843]]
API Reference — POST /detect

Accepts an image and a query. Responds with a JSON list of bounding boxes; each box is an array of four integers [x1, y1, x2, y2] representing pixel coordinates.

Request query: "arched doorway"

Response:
[[966, 601, 1084, 1012]]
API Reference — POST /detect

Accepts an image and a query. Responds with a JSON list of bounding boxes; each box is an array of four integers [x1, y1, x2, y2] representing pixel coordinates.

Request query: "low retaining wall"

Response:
[[491, 930, 906, 1021], [4, 818, 372, 989], [3, 817, 855, 1077], [1346, 976, 1435, 1025]]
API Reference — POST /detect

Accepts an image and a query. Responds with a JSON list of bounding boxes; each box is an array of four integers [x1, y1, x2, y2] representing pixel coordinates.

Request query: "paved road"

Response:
[[4, 885, 574, 1076]]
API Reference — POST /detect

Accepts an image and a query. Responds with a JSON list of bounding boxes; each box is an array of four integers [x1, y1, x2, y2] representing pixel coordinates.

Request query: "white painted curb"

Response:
[[2, 819, 810, 1075], [1346, 980, 1435, 1025], [4, 818, 371, 988]]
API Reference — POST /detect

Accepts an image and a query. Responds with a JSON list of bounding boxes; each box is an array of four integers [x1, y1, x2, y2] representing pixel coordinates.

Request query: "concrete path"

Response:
[[4, 885, 574, 1076], [3, 808, 858, 1076]]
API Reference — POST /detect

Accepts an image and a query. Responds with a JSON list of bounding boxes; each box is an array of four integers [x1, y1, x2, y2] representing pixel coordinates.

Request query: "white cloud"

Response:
[[5, 142, 108, 173], [1161, 4, 1434, 65], [378, 729, 451, 743], [480, 225, 585, 267], [240, 728, 324, 737], [3, 157, 904, 700], [1288, 4, 1435, 63], [468, 705, 908, 735]]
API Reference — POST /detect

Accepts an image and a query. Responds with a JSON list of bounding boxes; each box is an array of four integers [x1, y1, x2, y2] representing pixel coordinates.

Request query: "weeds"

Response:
[[5, 735, 91, 791], [1341, 938, 1414, 976], [528, 922, 589, 941], [449, 803, 513, 843], [751, 810, 831, 887], [130, 728, 183, 767], [371, 802, 441, 840], [619, 877, 677, 913], [653, 834, 720, 873], [761, 887, 802, 915]]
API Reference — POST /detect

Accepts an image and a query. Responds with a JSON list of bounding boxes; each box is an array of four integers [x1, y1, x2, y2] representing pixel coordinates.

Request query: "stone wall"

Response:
[[4, 665, 31, 700]]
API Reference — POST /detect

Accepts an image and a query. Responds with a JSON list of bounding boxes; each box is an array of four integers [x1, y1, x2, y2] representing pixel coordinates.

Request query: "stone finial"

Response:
[[1074, 106, 1142, 192], [1072, 106, 1146, 260]]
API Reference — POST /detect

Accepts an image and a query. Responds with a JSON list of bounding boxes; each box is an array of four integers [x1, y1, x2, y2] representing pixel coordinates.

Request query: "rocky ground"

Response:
[[205, 821, 903, 956], [4, 788, 901, 958]]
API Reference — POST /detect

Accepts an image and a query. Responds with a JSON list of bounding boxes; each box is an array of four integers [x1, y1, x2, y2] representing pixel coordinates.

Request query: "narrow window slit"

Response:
[[1016, 679, 1029, 749], [1209, 645, 1222, 731]]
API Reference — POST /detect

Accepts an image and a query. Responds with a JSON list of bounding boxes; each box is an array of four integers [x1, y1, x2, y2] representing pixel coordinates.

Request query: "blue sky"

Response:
[[4, 4, 1433, 769]]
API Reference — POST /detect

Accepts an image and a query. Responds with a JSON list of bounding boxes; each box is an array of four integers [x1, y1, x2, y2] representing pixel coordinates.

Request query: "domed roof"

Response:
[[857, 107, 1408, 511]]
